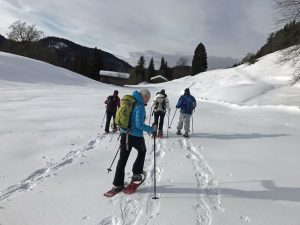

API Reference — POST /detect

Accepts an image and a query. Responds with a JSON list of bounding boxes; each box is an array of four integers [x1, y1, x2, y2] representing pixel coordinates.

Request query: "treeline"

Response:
[[128, 42, 208, 84], [0, 36, 132, 81], [256, 20, 300, 58], [0, 21, 132, 82], [0, 20, 208, 85], [240, 20, 300, 65]]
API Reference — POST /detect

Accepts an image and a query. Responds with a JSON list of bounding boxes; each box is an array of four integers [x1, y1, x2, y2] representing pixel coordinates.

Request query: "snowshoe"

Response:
[[176, 130, 182, 135], [123, 171, 147, 195], [157, 130, 164, 138], [103, 186, 124, 197], [183, 133, 189, 138]]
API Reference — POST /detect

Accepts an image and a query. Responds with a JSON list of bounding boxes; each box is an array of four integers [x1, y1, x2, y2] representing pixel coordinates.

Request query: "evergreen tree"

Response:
[[132, 55, 146, 84], [71, 53, 88, 75], [159, 57, 165, 73], [89, 47, 102, 80], [159, 57, 167, 77], [137, 55, 145, 68], [164, 60, 172, 80], [192, 42, 207, 75], [147, 57, 155, 82]]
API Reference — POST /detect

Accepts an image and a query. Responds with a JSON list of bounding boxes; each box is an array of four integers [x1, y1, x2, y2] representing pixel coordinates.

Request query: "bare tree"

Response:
[[176, 57, 188, 67], [283, 45, 300, 84], [273, 0, 300, 84], [6, 20, 44, 42], [274, 0, 300, 24]]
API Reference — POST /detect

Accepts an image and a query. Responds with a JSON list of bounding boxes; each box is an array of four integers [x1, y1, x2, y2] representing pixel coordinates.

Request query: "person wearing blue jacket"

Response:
[[111, 89, 156, 193], [176, 88, 196, 137]]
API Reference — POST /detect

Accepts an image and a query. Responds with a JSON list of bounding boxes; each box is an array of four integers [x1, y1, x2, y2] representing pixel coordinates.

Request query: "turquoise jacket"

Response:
[[122, 91, 154, 137]]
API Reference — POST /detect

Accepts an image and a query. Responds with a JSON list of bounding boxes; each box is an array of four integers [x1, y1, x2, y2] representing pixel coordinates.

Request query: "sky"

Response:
[[0, 0, 276, 67]]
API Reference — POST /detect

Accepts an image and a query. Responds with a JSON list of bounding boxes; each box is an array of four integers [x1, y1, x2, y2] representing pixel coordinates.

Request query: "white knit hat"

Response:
[[139, 89, 151, 98]]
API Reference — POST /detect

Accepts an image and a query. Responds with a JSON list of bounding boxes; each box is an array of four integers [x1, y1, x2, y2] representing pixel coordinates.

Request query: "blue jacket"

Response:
[[122, 91, 154, 137], [176, 94, 197, 115]]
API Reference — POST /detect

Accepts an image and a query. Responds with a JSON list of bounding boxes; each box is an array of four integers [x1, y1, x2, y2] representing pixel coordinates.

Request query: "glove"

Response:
[[152, 124, 157, 132], [152, 131, 157, 138]]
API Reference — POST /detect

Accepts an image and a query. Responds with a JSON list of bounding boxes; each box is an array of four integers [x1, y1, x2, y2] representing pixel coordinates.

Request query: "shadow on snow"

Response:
[[140, 180, 300, 203]]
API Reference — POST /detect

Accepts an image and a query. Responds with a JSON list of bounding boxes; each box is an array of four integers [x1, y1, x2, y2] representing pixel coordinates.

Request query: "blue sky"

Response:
[[0, 0, 276, 67]]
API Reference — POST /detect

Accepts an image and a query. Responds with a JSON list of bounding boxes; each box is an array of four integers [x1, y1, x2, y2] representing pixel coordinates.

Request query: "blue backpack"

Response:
[[179, 95, 196, 114]]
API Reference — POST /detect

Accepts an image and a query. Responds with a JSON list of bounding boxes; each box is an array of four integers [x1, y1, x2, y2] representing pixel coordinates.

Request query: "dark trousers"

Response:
[[105, 111, 116, 132], [153, 111, 166, 131], [113, 133, 147, 187]]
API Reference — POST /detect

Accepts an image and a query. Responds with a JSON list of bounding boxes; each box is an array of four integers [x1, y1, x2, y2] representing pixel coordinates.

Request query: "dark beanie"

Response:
[[113, 90, 118, 95], [160, 89, 165, 94], [184, 88, 190, 95]]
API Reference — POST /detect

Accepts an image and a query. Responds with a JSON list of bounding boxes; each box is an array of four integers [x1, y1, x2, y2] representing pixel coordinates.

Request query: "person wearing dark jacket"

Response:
[[104, 90, 120, 133], [108, 89, 157, 194], [175, 88, 196, 137]]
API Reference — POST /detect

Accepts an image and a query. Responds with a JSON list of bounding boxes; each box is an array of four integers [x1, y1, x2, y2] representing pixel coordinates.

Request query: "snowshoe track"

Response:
[[0, 133, 107, 202]]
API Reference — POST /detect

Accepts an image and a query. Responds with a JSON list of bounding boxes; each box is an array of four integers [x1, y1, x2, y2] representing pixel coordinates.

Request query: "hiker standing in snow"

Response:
[[110, 89, 157, 193], [176, 88, 196, 138], [151, 89, 171, 138], [104, 90, 120, 133]]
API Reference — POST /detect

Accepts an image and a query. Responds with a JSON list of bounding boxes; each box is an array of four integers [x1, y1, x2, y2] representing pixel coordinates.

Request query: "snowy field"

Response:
[[0, 51, 300, 225]]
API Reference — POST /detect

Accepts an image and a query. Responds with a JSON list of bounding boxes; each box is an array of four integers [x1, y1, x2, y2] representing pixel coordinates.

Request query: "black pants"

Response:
[[105, 111, 116, 132], [113, 133, 147, 187], [153, 111, 166, 131]]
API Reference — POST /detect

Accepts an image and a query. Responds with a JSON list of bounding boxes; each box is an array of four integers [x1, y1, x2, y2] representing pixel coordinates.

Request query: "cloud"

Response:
[[0, 0, 274, 64]]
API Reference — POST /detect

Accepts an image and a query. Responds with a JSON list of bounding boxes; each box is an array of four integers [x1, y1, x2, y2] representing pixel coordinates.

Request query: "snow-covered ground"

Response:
[[0, 51, 300, 225]]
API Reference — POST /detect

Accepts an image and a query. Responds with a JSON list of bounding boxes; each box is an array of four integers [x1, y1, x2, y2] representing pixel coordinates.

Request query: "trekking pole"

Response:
[[192, 109, 195, 136], [107, 145, 121, 173], [100, 112, 107, 128], [168, 108, 178, 128], [188, 82, 196, 89], [167, 111, 170, 138], [152, 133, 158, 200], [149, 107, 153, 126], [192, 114, 194, 136]]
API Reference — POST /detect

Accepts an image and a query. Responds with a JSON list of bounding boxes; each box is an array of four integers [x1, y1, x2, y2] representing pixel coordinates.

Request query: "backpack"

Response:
[[154, 94, 166, 112], [182, 95, 195, 114], [106, 95, 117, 112], [115, 95, 135, 129]]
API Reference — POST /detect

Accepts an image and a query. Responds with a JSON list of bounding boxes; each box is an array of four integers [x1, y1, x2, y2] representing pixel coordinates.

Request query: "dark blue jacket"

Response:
[[176, 94, 196, 115]]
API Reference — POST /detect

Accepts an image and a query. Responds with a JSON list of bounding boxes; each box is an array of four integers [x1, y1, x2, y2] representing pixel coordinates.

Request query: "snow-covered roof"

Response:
[[150, 75, 168, 81], [99, 70, 130, 79]]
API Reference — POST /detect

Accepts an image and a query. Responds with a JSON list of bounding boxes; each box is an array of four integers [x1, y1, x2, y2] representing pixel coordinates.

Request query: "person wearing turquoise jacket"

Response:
[[111, 89, 157, 193]]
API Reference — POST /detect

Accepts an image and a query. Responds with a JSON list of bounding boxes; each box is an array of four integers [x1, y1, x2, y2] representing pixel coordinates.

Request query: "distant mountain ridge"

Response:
[[0, 35, 132, 81]]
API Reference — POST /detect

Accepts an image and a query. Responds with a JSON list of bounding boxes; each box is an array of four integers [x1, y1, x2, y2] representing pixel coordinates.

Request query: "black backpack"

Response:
[[106, 95, 117, 112]]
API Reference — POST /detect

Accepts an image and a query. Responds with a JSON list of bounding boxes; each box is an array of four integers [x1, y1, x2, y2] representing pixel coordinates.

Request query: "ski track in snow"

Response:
[[180, 138, 223, 225], [0, 133, 109, 202], [99, 138, 165, 225], [100, 136, 222, 225]]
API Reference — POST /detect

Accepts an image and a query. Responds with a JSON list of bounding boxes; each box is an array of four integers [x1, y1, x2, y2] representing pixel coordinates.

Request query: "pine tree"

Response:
[[137, 55, 145, 68], [192, 42, 207, 75], [89, 47, 102, 81], [147, 57, 155, 82], [159, 57, 167, 77], [164, 60, 171, 80], [133, 55, 146, 84]]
